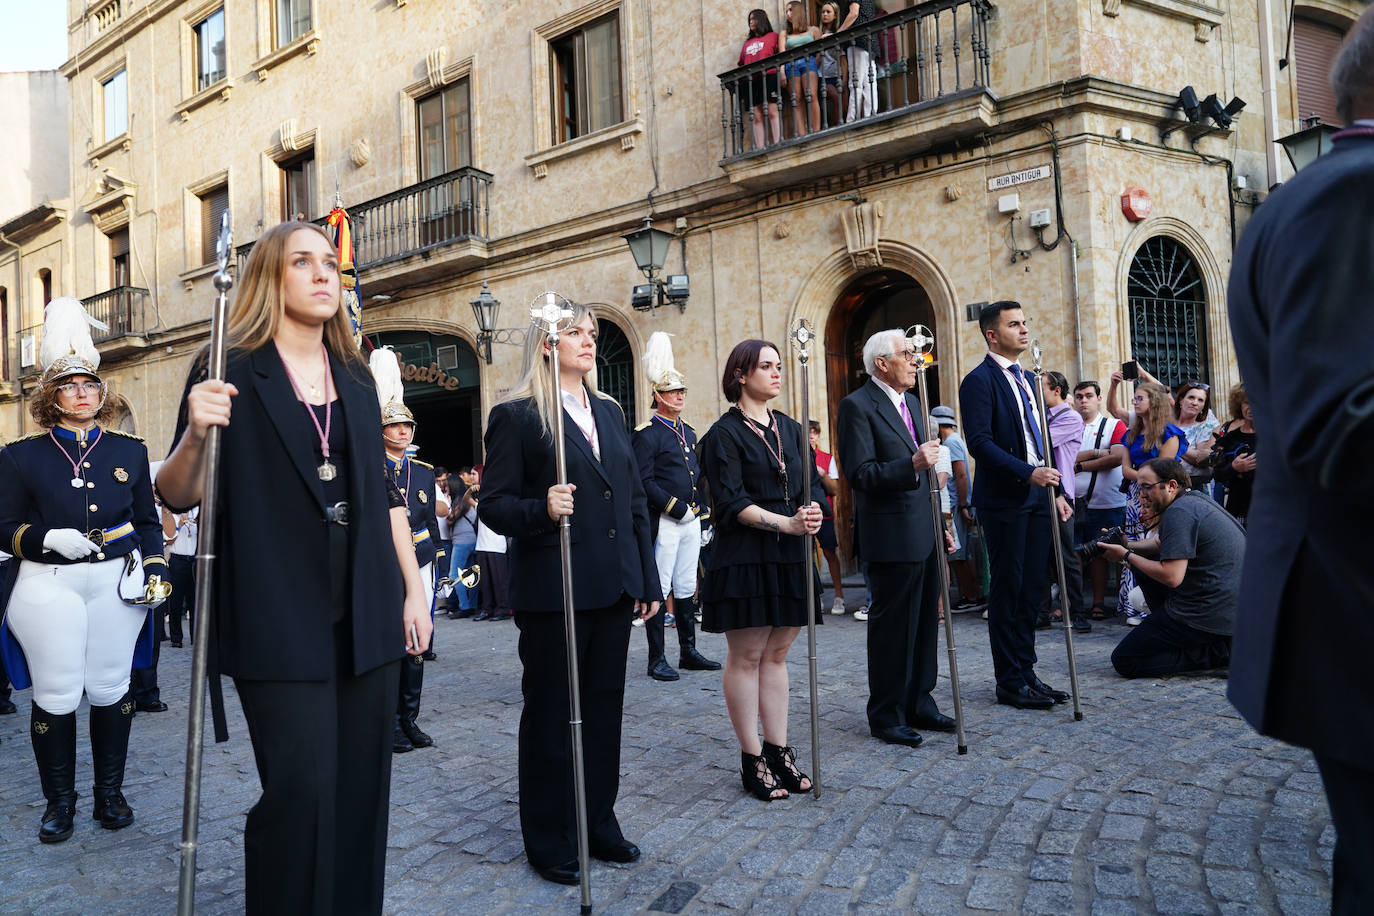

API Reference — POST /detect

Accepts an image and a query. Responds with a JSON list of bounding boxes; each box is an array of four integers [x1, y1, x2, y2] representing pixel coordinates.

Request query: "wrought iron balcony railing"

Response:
[[718, 0, 993, 161], [16, 286, 151, 378], [236, 166, 492, 275]]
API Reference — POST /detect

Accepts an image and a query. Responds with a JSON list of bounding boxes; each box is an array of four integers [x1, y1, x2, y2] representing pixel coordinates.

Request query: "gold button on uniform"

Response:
[[89, 504, 98, 511], [83, 462, 91, 468], [87, 482, 95, 489]]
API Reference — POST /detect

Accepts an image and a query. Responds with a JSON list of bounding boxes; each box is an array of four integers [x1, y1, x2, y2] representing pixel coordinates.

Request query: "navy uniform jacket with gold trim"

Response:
[[0, 425, 164, 567], [0, 424, 162, 689], [389, 454, 445, 577], [632, 414, 705, 541]]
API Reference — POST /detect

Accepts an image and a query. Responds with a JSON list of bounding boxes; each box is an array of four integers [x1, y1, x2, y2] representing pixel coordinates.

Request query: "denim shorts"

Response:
[[784, 56, 818, 79]]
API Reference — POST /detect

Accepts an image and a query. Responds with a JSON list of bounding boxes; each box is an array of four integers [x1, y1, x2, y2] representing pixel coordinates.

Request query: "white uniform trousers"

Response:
[[654, 513, 701, 600], [6, 559, 146, 714]]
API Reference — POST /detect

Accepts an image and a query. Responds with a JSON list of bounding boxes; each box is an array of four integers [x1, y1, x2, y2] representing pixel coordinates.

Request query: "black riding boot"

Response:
[[89, 692, 135, 830], [31, 704, 78, 843], [398, 655, 433, 748], [645, 609, 679, 681], [676, 597, 721, 671]]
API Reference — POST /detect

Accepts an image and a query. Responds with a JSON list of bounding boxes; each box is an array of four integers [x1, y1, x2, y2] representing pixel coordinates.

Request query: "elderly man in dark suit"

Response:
[[959, 301, 1069, 710], [1226, 12, 1374, 913], [836, 328, 955, 748]]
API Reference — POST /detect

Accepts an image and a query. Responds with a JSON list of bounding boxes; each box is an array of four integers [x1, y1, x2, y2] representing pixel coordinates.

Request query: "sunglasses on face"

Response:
[[1183, 381, 1209, 391], [55, 382, 101, 396]]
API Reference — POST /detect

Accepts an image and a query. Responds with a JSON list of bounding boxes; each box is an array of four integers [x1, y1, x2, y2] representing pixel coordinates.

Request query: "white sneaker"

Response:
[[854, 606, 870, 621], [1126, 616, 1143, 627], [831, 598, 846, 616], [632, 617, 645, 628]]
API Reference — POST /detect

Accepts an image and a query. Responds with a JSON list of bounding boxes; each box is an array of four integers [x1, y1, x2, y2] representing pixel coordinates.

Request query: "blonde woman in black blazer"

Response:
[[156, 221, 431, 916], [480, 303, 661, 887]]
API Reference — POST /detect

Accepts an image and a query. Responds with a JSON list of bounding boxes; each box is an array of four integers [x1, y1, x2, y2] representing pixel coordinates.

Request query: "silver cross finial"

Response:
[[1031, 339, 1045, 374], [213, 210, 235, 292], [530, 291, 574, 333], [905, 324, 935, 356], [790, 318, 814, 363]]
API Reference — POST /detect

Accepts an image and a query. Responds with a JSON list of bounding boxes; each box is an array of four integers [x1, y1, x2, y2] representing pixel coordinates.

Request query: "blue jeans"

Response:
[[449, 539, 477, 610]]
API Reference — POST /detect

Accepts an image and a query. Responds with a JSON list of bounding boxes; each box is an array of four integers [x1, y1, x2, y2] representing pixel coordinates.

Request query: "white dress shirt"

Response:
[[561, 387, 600, 460], [987, 351, 1041, 463]]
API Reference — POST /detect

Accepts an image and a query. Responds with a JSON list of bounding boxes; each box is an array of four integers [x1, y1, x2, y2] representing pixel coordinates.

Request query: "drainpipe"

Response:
[[1257, 0, 1283, 188], [0, 231, 24, 436]]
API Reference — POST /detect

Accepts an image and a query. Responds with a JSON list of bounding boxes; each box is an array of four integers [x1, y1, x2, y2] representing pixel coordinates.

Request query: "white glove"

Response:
[[43, 528, 100, 560]]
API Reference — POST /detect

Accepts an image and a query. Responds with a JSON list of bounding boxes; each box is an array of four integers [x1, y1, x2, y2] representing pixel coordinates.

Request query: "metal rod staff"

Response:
[[789, 319, 821, 798], [177, 211, 233, 916], [1028, 339, 1084, 721], [531, 292, 594, 915], [905, 325, 969, 754]]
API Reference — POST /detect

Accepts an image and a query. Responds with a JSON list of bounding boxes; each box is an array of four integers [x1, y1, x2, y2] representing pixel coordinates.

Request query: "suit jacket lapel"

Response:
[[333, 353, 377, 509], [563, 396, 613, 488], [251, 344, 326, 510], [865, 380, 916, 454]]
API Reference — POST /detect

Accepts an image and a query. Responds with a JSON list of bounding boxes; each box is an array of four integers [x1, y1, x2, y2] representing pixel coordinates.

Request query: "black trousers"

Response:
[[166, 553, 196, 642], [980, 491, 1051, 690], [234, 635, 400, 916], [866, 552, 941, 730], [1110, 600, 1231, 678], [515, 599, 632, 869], [130, 613, 161, 704], [1315, 754, 1374, 916], [1036, 510, 1084, 620]]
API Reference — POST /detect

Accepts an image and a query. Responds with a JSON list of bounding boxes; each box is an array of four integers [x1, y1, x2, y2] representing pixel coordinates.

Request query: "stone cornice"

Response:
[[61, 0, 181, 76]]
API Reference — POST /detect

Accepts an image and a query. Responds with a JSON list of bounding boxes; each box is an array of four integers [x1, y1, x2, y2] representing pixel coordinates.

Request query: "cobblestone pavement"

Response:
[[0, 606, 1333, 915]]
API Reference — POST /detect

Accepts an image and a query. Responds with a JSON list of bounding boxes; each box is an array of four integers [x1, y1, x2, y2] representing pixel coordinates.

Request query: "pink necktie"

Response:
[[898, 399, 917, 442]]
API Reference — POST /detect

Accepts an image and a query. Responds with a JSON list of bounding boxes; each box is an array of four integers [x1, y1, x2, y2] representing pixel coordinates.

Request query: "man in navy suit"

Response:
[[837, 329, 956, 748], [958, 301, 1068, 710], [1226, 12, 1374, 912]]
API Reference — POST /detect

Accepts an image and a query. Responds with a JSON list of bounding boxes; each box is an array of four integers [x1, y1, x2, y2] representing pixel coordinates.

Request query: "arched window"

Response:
[[595, 318, 635, 430], [1127, 236, 1209, 388]]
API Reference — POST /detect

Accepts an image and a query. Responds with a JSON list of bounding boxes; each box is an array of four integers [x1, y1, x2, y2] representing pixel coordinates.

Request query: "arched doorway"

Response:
[[369, 330, 481, 469], [595, 318, 636, 430], [823, 268, 939, 567]]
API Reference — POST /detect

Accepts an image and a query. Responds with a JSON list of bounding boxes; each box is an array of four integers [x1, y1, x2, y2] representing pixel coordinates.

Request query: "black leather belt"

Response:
[[324, 501, 350, 526]]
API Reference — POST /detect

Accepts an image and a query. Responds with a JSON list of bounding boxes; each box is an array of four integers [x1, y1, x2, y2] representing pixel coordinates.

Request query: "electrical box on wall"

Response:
[[1029, 208, 1052, 228], [997, 194, 1020, 214]]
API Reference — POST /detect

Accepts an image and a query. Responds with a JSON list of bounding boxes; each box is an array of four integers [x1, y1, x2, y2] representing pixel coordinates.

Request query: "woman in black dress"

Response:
[[699, 339, 822, 801], [155, 221, 432, 915]]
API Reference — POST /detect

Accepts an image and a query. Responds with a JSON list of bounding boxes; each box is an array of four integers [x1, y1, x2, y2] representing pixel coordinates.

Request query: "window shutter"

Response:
[[1294, 16, 1346, 125], [201, 186, 229, 264]]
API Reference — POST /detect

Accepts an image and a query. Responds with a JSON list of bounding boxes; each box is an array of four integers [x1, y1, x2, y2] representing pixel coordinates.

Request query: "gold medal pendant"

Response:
[[318, 461, 337, 481]]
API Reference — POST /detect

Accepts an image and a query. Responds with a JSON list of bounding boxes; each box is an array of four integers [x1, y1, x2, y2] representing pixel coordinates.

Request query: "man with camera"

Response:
[[1095, 458, 1243, 678]]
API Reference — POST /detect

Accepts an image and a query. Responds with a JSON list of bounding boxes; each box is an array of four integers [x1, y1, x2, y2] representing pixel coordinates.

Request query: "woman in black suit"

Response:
[[479, 304, 661, 887], [155, 221, 432, 916]]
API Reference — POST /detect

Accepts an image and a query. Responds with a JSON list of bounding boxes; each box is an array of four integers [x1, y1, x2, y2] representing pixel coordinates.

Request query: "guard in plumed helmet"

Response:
[[631, 332, 721, 680], [0, 297, 165, 843], [370, 347, 446, 753]]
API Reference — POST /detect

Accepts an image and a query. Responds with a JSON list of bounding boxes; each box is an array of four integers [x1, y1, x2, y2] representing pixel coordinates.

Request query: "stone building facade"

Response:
[[2, 0, 1365, 492]]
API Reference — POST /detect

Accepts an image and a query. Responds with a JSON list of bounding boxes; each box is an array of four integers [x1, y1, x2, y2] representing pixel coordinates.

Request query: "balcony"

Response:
[[717, 0, 995, 188], [17, 286, 153, 378], [237, 166, 492, 285]]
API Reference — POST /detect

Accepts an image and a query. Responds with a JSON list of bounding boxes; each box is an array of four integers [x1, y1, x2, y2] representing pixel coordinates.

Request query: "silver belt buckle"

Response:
[[325, 501, 350, 526]]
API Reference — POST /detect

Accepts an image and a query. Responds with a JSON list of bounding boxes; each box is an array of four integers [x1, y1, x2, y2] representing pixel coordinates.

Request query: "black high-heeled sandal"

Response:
[[762, 742, 812, 793], [740, 752, 788, 801]]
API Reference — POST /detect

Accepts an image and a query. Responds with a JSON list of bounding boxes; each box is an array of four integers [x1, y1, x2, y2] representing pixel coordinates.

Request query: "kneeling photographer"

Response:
[[1093, 458, 1245, 678]]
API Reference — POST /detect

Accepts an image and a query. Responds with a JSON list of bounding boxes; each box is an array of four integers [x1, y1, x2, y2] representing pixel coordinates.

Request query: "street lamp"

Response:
[[622, 217, 688, 312], [1277, 116, 1341, 173], [470, 281, 500, 364]]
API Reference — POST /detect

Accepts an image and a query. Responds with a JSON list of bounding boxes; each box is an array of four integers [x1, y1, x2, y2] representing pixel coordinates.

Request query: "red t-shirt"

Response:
[[739, 32, 779, 68]]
